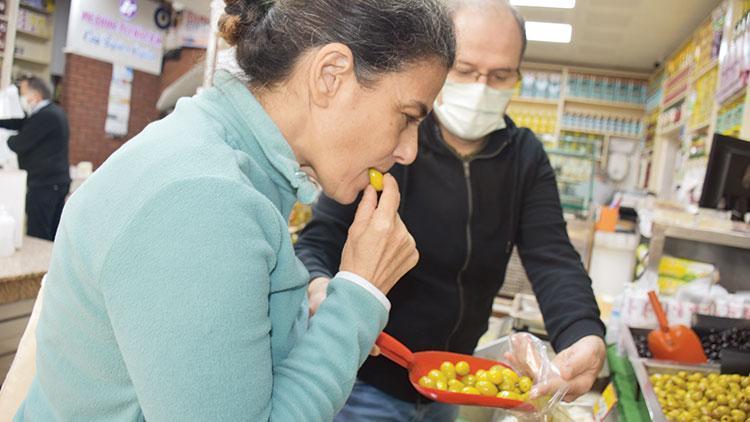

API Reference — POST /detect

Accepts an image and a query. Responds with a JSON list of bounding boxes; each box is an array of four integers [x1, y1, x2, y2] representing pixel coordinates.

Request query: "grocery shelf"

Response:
[[16, 29, 50, 40], [19, 3, 51, 15], [559, 137, 600, 145], [13, 55, 50, 66], [510, 96, 559, 106], [656, 122, 684, 137], [661, 91, 687, 110], [545, 148, 594, 159], [654, 222, 750, 250], [689, 59, 718, 84], [556, 177, 587, 184], [688, 119, 711, 132], [565, 97, 645, 111], [718, 84, 746, 107], [560, 126, 642, 139]]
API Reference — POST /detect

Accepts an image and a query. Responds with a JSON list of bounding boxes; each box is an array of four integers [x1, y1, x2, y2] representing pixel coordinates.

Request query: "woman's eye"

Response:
[[404, 114, 420, 126]]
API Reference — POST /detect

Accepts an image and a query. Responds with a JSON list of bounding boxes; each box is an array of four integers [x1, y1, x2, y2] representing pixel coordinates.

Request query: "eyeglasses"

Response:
[[450, 67, 521, 89]]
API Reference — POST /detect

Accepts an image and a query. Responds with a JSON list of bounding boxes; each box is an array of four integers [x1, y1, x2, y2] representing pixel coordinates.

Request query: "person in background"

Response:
[[14, 0, 454, 420], [295, 1, 606, 420], [0, 75, 70, 241]]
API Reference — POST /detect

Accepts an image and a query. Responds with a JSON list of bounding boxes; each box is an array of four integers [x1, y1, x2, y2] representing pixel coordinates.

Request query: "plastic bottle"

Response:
[[548, 73, 561, 99], [0, 206, 15, 257], [535, 72, 549, 99]]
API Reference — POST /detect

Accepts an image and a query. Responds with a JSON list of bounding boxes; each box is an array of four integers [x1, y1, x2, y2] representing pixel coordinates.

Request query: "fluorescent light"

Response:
[[510, 0, 575, 8], [525, 21, 573, 43]]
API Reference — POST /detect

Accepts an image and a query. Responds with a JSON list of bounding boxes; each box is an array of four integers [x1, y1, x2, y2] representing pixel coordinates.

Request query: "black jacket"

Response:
[[1, 102, 71, 188], [295, 113, 605, 403]]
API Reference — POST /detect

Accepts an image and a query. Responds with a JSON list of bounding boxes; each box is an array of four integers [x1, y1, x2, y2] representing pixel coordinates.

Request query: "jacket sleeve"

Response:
[[99, 178, 386, 421], [6, 114, 52, 155], [0, 118, 26, 131], [515, 139, 605, 352], [294, 193, 358, 280]]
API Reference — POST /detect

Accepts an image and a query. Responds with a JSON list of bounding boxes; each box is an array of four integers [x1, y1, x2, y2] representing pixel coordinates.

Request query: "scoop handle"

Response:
[[375, 332, 414, 369], [648, 290, 669, 332]]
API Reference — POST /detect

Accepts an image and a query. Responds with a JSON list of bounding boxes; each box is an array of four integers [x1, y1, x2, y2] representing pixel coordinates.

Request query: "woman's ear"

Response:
[[307, 43, 356, 108]]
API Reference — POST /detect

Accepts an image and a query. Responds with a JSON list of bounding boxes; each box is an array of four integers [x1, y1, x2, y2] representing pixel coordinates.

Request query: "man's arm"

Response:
[[516, 141, 604, 350], [7, 114, 52, 155], [515, 137, 606, 401], [0, 118, 26, 131]]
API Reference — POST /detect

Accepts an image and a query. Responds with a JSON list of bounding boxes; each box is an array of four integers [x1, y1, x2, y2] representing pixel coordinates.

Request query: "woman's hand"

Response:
[[339, 173, 419, 295]]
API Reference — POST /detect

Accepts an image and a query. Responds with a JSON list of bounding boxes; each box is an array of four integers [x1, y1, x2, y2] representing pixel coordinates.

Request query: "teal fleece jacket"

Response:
[[15, 71, 388, 421]]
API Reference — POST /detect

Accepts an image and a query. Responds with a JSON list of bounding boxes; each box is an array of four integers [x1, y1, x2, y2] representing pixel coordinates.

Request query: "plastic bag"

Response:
[[501, 332, 570, 420]]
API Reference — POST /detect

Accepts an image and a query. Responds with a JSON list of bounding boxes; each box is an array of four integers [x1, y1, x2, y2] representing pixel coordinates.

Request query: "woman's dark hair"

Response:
[[219, 0, 456, 88]]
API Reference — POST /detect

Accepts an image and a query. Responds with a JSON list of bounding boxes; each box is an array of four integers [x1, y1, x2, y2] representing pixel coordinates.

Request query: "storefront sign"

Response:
[[176, 9, 210, 48], [67, 0, 163, 75], [104, 65, 134, 137]]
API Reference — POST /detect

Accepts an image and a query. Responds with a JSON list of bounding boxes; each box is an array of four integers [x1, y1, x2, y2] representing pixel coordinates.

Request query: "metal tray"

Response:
[[619, 323, 720, 421]]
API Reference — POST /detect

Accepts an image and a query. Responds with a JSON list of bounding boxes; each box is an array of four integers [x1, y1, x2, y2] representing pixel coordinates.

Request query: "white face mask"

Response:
[[19, 96, 33, 114], [433, 81, 514, 141]]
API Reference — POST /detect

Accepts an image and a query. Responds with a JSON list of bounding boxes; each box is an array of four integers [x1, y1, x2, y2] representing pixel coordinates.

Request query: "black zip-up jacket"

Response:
[[295, 113, 605, 403], [1, 102, 71, 188]]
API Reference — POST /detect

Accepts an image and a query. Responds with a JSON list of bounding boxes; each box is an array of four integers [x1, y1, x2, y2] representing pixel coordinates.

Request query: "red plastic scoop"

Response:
[[647, 291, 708, 364], [375, 332, 536, 411]]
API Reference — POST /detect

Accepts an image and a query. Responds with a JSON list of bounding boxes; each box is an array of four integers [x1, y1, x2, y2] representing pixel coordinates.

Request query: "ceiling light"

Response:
[[525, 21, 573, 43], [510, 0, 576, 8]]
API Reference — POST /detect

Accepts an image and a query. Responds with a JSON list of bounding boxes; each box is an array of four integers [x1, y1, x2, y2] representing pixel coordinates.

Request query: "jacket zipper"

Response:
[[442, 142, 511, 351], [444, 161, 473, 349]]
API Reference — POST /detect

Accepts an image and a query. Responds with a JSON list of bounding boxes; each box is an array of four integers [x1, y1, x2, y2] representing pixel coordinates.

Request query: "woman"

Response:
[[14, 1, 454, 420]]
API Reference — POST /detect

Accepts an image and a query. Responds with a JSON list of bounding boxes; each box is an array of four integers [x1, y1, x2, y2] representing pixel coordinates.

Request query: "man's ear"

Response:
[[308, 43, 356, 108]]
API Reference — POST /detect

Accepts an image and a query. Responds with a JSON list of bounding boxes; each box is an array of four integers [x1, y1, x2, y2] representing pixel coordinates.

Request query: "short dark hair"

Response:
[[218, 0, 456, 88], [18, 75, 51, 100]]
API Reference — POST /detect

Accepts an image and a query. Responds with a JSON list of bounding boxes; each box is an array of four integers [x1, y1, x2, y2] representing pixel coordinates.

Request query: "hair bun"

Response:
[[219, 0, 274, 46]]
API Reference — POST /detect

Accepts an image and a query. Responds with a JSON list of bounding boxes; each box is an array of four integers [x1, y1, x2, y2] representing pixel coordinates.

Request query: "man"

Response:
[[0, 76, 70, 240], [295, 1, 606, 420]]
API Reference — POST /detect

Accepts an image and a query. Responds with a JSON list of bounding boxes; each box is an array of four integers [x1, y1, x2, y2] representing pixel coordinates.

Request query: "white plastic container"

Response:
[[0, 170, 26, 248], [0, 206, 15, 257], [589, 231, 639, 301]]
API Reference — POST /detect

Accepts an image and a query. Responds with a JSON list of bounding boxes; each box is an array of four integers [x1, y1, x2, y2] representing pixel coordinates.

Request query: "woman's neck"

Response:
[[252, 83, 311, 167]]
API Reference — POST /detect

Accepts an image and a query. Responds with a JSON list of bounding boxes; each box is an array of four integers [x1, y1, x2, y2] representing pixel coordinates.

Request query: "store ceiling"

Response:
[[519, 0, 724, 73]]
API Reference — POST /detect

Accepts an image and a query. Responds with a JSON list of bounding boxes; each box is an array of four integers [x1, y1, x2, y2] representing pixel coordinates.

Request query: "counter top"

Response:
[[0, 236, 52, 304]]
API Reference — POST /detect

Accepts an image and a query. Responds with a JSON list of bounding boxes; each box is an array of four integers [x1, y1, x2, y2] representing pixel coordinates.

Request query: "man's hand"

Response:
[[537, 335, 606, 402]]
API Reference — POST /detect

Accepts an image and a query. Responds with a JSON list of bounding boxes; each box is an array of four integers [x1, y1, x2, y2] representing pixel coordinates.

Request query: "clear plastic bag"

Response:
[[501, 332, 570, 420]]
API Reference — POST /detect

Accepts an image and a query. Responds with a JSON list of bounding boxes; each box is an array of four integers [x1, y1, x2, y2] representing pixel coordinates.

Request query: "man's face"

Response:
[[19, 81, 41, 106], [444, 5, 523, 90]]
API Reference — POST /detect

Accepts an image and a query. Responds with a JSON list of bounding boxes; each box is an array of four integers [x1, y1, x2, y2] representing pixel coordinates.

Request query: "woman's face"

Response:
[[304, 58, 448, 204]]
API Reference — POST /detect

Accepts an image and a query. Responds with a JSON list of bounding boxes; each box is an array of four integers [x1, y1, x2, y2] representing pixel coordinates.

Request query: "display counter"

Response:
[[0, 236, 51, 305]]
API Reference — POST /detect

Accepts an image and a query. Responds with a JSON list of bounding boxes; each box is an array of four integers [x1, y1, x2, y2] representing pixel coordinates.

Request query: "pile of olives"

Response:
[[701, 328, 750, 362], [417, 361, 532, 401], [650, 371, 750, 421], [634, 327, 750, 362]]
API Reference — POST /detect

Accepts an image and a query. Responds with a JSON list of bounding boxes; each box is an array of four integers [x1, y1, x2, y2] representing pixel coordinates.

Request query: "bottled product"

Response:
[[562, 112, 642, 137], [558, 131, 602, 156], [567, 74, 647, 104], [507, 105, 557, 135], [517, 70, 562, 99]]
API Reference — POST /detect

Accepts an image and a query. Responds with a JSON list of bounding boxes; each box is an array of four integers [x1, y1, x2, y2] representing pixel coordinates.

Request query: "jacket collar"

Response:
[[209, 70, 319, 204], [421, 112, 515, 161]]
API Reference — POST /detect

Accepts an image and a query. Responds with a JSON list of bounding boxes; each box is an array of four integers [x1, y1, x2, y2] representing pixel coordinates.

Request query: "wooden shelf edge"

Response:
[[511, 96, 559, 106], [565, 97, 646, 111], [16, 29, 50, 40], [19, 3, 52, 15]]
